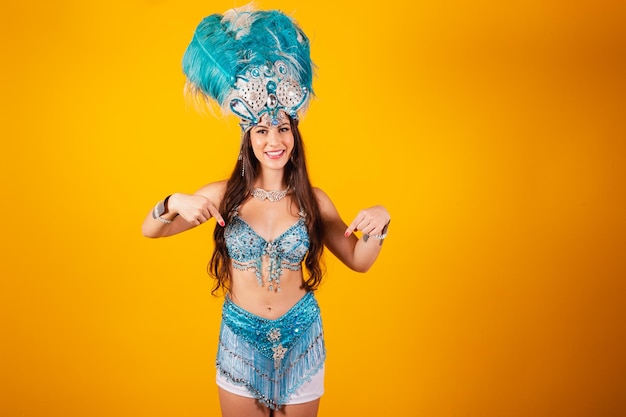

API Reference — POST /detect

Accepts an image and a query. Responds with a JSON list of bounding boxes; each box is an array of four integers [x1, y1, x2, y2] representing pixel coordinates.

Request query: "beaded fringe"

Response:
[[216, 297, 325, 409]]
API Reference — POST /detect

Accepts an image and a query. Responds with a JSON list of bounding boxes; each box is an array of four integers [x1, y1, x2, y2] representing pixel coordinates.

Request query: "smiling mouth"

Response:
[[265, 150, 285, 159]]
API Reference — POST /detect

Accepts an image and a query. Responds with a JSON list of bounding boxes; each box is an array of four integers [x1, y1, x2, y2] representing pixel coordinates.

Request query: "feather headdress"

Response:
[[182, 5, 314, 131]]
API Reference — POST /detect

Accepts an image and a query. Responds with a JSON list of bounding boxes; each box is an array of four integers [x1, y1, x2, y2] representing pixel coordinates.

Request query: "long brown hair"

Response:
[[208, 116, 325, 295]]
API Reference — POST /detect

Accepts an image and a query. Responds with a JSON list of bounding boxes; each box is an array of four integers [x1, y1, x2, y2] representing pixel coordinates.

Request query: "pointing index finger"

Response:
[[207, 205, 225, 227], [344, 217, 360, 237]]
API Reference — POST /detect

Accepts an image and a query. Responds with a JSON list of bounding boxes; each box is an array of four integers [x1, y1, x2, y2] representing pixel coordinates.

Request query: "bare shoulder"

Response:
[[313, 187, 338, 217], [313, 187, 331, 206], [194, 179, 228, 205]]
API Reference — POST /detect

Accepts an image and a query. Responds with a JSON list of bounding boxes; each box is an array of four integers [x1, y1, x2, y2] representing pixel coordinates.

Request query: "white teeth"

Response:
[[266, 150, 283, 156]]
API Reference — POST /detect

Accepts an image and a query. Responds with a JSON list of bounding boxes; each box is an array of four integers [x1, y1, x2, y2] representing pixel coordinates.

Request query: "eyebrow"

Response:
[[255, 122, 289, 130]]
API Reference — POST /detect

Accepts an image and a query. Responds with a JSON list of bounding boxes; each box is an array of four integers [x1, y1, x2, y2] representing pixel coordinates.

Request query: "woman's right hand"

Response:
[[168, 193, 225, 227]]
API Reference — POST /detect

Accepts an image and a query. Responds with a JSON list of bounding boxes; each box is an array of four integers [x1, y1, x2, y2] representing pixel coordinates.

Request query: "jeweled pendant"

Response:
[[251, 187, 289, 202]]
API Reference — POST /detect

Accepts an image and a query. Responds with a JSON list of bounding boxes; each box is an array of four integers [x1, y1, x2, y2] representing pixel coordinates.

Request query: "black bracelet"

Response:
[[152, 195, 174, 223], [363, 220, 390, 246]]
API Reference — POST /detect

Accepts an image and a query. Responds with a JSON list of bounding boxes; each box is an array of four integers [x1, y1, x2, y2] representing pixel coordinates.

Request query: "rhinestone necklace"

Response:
[[251, 187, 289, 202]]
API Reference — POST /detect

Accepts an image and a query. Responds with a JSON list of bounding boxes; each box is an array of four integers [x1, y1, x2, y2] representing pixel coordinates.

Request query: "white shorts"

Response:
[[216, 366, 325, 405]]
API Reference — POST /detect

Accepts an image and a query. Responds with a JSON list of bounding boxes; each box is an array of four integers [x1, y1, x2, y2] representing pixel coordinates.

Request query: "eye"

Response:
[[279, 126, 291, 133], [255, 128, 268, 134]]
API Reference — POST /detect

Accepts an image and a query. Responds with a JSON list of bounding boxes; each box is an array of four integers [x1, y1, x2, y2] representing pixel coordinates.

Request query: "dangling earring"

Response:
[[238, 131, 245, 177], [238, 137, 245, 177]]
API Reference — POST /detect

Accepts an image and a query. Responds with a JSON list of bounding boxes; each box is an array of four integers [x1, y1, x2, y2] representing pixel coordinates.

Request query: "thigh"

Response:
[[274, 399, 320, 417], [218, 387, 270, 417]]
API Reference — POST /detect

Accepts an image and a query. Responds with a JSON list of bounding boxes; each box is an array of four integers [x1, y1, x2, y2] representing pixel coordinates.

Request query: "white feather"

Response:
[[222, 2, 258, 39]]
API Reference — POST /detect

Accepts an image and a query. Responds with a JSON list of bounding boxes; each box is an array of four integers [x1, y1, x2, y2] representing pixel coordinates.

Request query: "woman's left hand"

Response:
[[344, 205, 391, 237]]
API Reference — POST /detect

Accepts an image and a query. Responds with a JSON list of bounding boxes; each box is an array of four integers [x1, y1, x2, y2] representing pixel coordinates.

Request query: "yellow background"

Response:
[[1, 0, 625, 416]]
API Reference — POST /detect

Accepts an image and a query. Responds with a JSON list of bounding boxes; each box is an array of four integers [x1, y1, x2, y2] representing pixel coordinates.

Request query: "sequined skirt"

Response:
[[216, 292, 326, 409]]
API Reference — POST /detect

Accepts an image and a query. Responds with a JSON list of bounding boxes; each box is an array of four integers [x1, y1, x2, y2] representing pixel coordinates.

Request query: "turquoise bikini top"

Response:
[[224, 207, 310, 292]]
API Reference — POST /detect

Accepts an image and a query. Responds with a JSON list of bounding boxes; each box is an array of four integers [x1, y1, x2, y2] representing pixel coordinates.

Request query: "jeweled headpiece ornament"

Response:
[[182, 5, 314, 131]]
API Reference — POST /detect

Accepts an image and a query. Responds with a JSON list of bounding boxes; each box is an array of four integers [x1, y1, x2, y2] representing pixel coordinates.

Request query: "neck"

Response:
[[254, 171, 287, 191]]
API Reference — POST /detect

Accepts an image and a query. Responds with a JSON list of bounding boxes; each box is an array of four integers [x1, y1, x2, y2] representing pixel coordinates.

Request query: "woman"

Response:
[[142, 6, 390, 417]]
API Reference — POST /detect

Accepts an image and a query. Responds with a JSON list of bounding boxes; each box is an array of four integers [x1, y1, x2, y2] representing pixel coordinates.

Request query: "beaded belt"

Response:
[[216, 292, 326, 409]]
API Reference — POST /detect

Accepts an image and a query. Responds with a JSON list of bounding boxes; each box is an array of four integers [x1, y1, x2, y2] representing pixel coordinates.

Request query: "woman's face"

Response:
[[249, 113, 294, 171]]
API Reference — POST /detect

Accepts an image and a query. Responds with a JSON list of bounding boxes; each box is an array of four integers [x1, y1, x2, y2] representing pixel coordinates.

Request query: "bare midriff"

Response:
[[228, 267, 307, 320]]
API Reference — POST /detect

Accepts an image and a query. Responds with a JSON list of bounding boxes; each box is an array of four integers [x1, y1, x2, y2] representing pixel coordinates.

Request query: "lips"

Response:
[[265, 150, 285, 159]]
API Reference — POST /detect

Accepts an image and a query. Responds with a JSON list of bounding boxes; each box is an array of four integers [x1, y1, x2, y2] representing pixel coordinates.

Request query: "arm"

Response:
[[141, 181, 227, 238], [315, 188, 390, 272]]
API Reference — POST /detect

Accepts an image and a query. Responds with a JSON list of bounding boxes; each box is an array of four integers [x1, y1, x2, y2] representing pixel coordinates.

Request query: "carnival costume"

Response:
[[182, 5, 313, 132], [181, 5, 324, 409]]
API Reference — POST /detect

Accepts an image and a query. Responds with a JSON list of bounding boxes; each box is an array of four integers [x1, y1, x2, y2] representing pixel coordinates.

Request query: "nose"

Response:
[[267, 128, 280, 146]]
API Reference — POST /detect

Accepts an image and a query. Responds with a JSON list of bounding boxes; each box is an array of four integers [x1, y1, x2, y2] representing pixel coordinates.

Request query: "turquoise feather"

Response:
[[182, 8, 314, 110]]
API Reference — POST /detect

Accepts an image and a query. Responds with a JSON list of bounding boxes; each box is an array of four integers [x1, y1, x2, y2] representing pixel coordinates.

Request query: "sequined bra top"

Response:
[[224, 207, 310, 292]]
